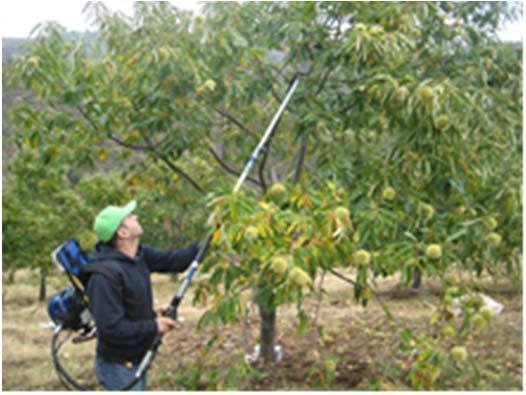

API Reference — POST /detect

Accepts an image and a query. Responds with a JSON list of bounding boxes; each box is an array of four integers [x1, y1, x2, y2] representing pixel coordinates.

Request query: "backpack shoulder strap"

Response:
[[80, 262, 124, 290]]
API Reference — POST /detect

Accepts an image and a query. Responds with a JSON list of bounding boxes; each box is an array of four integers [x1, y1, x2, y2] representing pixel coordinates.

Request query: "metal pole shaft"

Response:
[[134, 71, 306, 391], [165, 72, 303, 316], [233, 74, 302, 193]]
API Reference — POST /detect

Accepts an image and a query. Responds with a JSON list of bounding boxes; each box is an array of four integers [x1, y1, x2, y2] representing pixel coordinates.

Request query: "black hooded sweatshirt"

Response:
[[86, 241, 199, 364]]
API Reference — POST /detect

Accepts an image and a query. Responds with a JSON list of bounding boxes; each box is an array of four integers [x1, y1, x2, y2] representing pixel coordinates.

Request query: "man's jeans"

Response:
[[94, 356, 146, 391]]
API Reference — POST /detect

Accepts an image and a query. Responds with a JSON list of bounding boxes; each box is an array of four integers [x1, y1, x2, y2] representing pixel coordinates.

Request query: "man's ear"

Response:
[[116, 226, 129, 240]]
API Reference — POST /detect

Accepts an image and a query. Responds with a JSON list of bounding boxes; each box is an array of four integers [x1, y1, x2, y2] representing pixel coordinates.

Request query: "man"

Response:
[[87, 200, 200, 390]]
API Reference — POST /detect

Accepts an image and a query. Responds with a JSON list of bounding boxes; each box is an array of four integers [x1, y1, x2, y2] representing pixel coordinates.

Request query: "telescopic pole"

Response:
[[122, 65, 309, 390]]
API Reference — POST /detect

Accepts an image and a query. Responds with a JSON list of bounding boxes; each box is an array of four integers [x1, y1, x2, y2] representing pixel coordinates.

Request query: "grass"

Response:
[[2, 268, 523, 390]]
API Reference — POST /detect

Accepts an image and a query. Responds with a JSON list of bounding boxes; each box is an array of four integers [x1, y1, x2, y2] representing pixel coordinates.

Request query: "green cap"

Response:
[[93, 200, 137, 242]]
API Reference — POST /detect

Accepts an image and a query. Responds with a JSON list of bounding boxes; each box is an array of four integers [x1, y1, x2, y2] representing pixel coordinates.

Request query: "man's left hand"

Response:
[[156, 307, 182, 326]]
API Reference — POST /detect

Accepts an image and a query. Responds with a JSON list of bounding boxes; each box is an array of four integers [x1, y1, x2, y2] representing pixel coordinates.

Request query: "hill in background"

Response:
[[3, 31, 98, 58]]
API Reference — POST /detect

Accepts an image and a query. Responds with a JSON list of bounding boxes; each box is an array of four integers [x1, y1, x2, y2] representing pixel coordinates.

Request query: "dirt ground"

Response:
[[2, 268, 523, 390]]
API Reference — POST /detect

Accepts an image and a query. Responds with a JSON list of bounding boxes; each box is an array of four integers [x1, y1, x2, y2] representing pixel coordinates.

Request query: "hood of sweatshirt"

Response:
[[92, 241, 143, 263]]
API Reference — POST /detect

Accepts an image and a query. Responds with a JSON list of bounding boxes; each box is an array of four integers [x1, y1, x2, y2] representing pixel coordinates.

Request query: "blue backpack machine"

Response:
[[48, 239, 93, 330], [47, 239, 122, 390]]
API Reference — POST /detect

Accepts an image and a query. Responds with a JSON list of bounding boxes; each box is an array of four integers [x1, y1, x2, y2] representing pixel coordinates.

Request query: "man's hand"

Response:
[[156, 316, 176, 334]]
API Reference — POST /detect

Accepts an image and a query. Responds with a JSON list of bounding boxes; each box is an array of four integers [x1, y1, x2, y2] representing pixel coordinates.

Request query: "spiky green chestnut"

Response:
[[270, 256, 289, 275], [289, 267, 312, 287], [450, 346, 467, 362], [487, 232, 502, 247], [426, 244, 442, 259], [354, 249, 371, 265], [472, 314, 486, 328], [441, 325, 456, 337], [483, 217, 498, 230], [435, 115, 449, 130], [479, 306, 494, 322], [382, 187, 396, 201]]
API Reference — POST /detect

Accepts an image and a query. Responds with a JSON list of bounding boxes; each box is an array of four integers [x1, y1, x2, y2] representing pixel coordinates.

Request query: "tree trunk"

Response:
[[292, 134, 307, 184], [258, 302, 277, 363], [39, 267, 47, 302], [7, 268, 16, 284], [411, 267, 422, 290], [211, 126, 225, 160]]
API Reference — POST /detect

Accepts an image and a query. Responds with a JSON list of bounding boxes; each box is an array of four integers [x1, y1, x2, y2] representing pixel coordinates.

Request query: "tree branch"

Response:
[[330, 269, 398, 322], [77, 105, 101, 132], [208, 146, 263, 189], [254, 57, 285, 105], [139, 129, 204, 194], [78, 106, 150, 151], [315, 67, 334, 96], [78, 105, 204, 193], [258, 144, 269, 193], [328, 70, 378, 87], [312, 271, 326, 327], [278, 58, 293, 81], [108, 135, 151, 151], [292, 134, 308, 184], [214, 108, 256, 138], [329, 269, 357, 285], [257, 110, 285, 191], [156, 153, 205, 194]]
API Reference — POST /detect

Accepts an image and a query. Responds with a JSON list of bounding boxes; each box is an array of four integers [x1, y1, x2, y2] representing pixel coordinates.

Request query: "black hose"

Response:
[[51, 325, 154, 391], [51, 325, 90, 391]]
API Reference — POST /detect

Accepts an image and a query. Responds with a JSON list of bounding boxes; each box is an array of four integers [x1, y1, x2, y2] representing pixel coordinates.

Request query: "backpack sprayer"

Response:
[[47, 60, 311, 391], [49, 239, 125, 390]]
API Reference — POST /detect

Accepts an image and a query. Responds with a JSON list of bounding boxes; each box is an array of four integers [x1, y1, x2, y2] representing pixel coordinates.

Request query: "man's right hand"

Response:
[[156, 317, 176, 334]]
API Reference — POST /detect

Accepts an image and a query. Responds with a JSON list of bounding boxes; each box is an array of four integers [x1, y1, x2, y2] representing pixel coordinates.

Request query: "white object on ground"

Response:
[[452, 293, 504, 316], [479, 294, 504, 315], [245, 344, 282, 363]]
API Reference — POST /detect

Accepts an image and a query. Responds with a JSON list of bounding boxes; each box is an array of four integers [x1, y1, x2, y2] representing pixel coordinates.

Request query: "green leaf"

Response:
[[446, 228, 468, 242]]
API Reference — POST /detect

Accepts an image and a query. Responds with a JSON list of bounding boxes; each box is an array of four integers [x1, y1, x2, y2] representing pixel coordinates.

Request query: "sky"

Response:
[[0, 1, 523, 41], [0, 1, 201, 38]]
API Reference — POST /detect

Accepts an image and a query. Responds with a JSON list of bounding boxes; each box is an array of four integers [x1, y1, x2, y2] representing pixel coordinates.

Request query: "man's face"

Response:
[[118, 214, 143, 240]]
